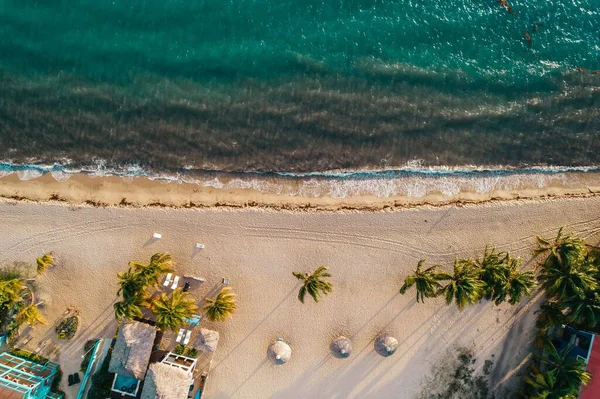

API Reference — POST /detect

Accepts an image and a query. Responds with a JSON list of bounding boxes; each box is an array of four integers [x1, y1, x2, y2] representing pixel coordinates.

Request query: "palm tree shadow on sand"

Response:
[[210, 284, 300, 373]]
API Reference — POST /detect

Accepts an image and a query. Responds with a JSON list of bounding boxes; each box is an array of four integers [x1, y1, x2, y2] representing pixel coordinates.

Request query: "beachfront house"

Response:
[[106, 317, 220, 399], [109, 320, 157, 398], [0, 351, 62, 399]]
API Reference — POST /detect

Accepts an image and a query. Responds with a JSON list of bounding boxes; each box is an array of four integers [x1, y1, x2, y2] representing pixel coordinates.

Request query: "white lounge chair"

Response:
[[163, 273, 173, 287], [153, 233, 162, 239], [171, 275, 180, 290], [176, 328, 185, 343], [195, 243, 204, 249], [183, 330, 192, 345], [222, 278, 229, 285]]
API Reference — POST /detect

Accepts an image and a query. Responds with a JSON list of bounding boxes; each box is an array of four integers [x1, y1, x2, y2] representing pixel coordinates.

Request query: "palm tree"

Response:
[[399, 259, 450, 303], [441, 259, 486, 311], [36, 254, 55, 275], [116, 267, 146, 301], [114, 298, 144, 320], [15, 303, 45, 327], [202, 287, 237, 322], [533, 339, 592, 397], [505, 258, 536, 305], [565, 292, 600, 329], [534, 227, 586, 258], [151, 289, 197, 331], [524, 368, 558, 399], [537, 253, 597, 301], [0, 278, 25, 311], [293, 266, 333, 304], [535, 301, 565, 331], [130, 253, 174, 287], [524, 367, 580, 399], [474, 246, 510, 303]]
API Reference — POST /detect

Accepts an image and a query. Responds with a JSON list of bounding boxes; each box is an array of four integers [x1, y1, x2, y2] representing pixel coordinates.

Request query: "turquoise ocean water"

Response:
[[0, 0, 599, 182]]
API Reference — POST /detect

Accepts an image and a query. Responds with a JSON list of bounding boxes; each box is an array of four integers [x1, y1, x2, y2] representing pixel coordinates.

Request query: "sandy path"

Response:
[[0, 197, 599, 398]]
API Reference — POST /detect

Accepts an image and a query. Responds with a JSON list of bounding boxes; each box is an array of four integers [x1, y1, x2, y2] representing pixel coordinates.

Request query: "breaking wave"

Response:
[[2, 161, 599, 199]]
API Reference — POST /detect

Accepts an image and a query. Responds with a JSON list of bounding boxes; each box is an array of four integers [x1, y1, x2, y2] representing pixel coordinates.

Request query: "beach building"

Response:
[[140, 361, 193, 399], [109, 321, 157, 398], [0, 352, 62, 399]]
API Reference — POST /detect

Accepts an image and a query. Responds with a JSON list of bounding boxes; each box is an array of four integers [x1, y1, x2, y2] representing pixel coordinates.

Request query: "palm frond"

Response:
[[202, 287, 236, 322], [294, 266, 333, 304], [36, 254, 55, 275]]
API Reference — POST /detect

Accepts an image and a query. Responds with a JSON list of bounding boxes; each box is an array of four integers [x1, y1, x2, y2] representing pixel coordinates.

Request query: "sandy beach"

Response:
[[1, 196, 600, 398]]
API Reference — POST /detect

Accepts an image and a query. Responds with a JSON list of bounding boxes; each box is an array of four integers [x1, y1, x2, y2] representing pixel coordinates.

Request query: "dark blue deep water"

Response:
[[1, 0, 599, 172]]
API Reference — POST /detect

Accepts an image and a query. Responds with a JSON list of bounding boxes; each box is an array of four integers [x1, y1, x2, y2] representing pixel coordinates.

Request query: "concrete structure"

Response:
[[0, 352, 62, 399]]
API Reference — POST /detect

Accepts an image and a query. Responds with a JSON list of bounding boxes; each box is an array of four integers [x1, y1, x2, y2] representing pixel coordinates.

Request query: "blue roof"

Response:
[[0, 352, 59, 399], [553, 326, 594, 362]]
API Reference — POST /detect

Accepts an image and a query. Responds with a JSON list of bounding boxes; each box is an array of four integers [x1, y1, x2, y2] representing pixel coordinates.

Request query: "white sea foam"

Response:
[[17, 169, 43, 181], [50, 169, 72, 182], [2, 160, 600, 200]]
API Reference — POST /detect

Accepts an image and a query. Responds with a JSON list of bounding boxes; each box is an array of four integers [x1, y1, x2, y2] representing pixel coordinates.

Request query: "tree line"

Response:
[[114, 253, 236, 331], [0, 254, 55, 340], [524, 228, 600, 398], [399, 227, 600, 398], [399, 247, 535, 309]]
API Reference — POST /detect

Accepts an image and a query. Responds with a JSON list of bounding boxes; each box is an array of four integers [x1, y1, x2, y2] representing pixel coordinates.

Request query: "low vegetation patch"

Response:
[[80, 339, 100, 372], [9, 348, 48, 365], [51, 367, 65, 397], [55, 315, 79, 340], [88, 342, 115, 399], [416, 347, 494, 399], [187, 347, 198, 357], [174, 344, 185, 355]]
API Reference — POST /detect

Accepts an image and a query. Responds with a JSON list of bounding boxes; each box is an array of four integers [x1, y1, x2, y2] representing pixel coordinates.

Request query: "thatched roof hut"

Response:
[[375, 334, 398, 357], [109, 321, 157, 380], [331, 336, 352, 358], [195, 328, 219, 353], [268, 340, 291, 365], [140, 362, 193, 399]]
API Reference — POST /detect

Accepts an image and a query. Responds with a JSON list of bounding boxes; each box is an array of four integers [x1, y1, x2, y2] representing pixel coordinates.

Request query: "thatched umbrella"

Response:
[[195, 328, 220, 353], [268, 339, 291, 365], [375, 334, 398, 357], [331, 336, 352, 358]]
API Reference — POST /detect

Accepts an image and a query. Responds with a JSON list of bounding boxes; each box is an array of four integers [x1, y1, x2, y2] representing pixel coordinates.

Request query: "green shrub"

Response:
[[186, 347, 198, 357], [80, 339, 100, 372], [50, 367, 66, 397], [87, 349, 114, 399], [55, 315, 78, 340], [174, 344, 185, 355], [9, 348, 48, 365]]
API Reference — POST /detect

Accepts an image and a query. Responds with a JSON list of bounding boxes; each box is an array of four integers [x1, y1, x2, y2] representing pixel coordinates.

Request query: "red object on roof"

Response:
[[581, 336, 600, 399]]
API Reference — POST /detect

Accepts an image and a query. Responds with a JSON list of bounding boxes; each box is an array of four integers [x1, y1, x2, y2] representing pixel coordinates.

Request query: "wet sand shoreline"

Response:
[[1, 172, 600, 211]]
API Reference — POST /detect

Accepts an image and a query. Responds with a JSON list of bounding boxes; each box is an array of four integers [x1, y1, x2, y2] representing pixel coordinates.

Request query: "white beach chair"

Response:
[[163, 273, 173, 287], [195, 243, 205, 249], [153, 233, 162, 239], [222, 277, 229, 285], [183, 330, 192, 345], [176, 328, 185, 343], [171, 275, 180, 290]]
